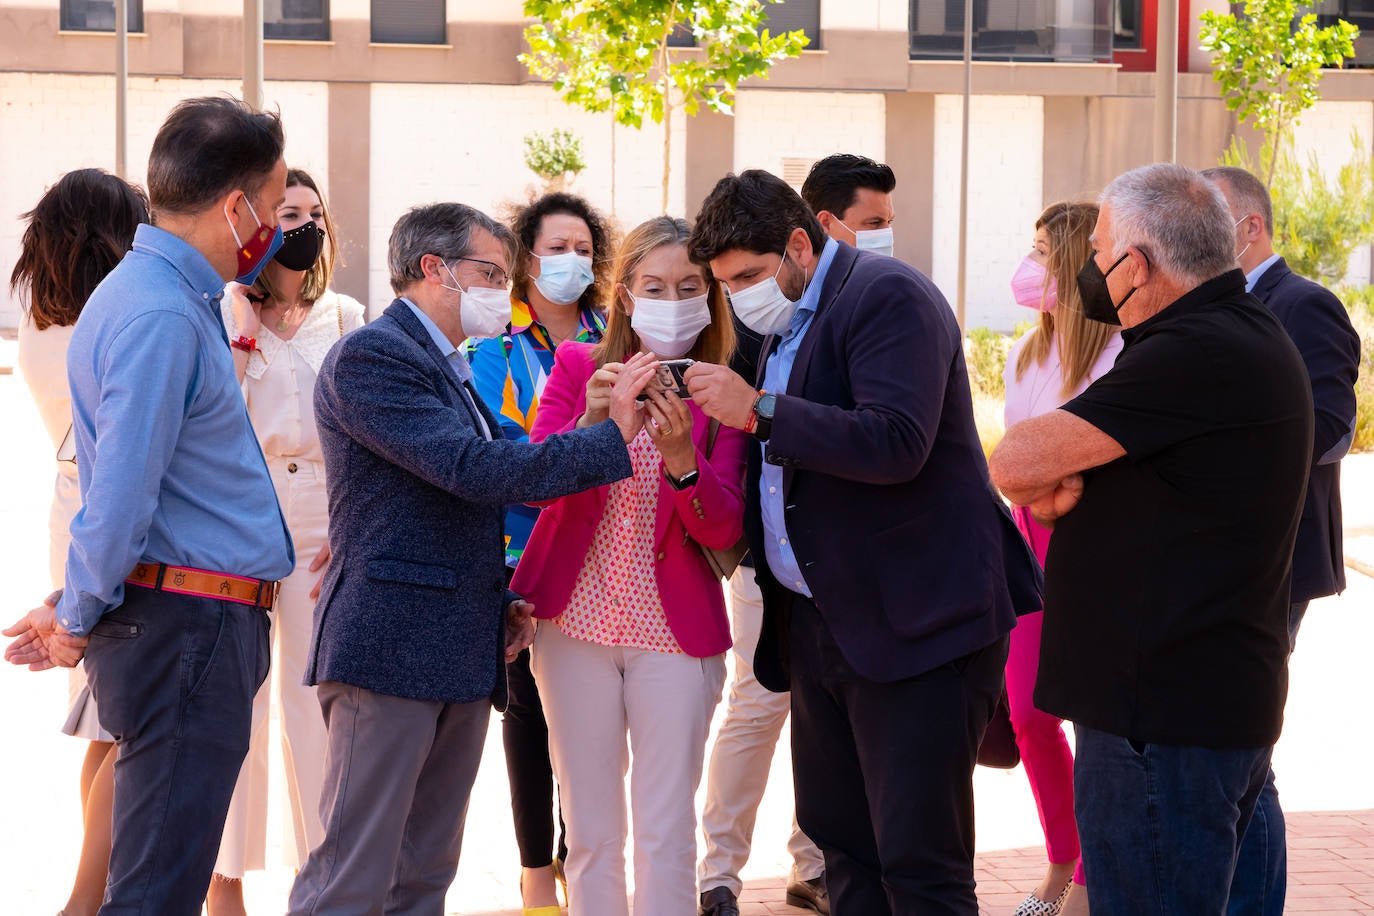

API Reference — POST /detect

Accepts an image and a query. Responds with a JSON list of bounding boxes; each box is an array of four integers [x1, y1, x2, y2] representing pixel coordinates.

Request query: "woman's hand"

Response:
[[643, 387, 697, 478], [227, 282, 261, 338], [577, 361, 622, 428], [608, 351, 660, 443]]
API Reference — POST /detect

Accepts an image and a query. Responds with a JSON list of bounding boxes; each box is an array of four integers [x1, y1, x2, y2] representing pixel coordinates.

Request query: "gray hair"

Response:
[[1200, 165, 1274, 235], [1099, 163, 1237, 288], [388, 202, 516, 294]]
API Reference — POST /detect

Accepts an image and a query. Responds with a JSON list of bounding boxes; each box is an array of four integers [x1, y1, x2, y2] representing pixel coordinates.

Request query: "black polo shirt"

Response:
[[1035, 270, 1313, 749]]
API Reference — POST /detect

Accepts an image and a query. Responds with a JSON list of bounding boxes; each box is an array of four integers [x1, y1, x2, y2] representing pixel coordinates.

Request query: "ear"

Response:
[[788, 226, 815, 269], [420, 253, 447, 284], [220, 188, 247, 225], [816, 211, 835, 234], [1126, 247, 1152, 287], [616, 282, 635, 317]]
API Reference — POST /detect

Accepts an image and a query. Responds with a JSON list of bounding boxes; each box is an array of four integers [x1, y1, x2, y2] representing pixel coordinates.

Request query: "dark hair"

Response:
[[689, 170, 826, 263], [508, 191, 614, 312], [388, 202, 516, 294], [147, 96, 285, 216], [800, 154, 897, 219], [251, 168, 341, 304], [1200, 165, 1274, 235], [10, 169, 149, 331]]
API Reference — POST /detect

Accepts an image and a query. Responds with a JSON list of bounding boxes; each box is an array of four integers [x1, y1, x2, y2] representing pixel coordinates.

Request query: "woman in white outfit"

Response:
[[212, 168, 365, 915], [11, 168, 148, 916]]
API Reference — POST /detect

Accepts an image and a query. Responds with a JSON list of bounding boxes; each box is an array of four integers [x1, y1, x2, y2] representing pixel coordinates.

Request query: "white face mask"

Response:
[[441, 262, 512, 340], [726, 254, 803, 336], [629, 292, 712, 358], [838, 219, 894, 258], [533, 251, 595, 305]]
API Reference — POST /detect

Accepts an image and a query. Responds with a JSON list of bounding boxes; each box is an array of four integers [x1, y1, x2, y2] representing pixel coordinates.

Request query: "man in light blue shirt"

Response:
[[5, 97, 293, 914]]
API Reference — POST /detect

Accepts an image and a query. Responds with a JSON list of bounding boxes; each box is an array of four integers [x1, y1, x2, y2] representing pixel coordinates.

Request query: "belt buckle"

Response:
[[260, 580, 280, 608]]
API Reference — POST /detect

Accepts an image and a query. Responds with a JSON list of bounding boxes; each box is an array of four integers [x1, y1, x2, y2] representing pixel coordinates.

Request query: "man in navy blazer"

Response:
[[288, 203, 655, 913], [686, 171, 1040, 915], [1206, 167, 1362, 916]]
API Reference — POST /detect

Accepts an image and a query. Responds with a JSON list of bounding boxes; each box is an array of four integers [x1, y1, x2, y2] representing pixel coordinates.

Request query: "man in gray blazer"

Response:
[[287, 202, 657, 913]]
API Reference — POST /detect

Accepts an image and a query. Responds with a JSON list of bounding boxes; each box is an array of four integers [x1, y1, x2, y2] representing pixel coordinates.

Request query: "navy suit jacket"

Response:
[[307, 300, 632, 706], [1251, 258, 1361, 602], [749, 243, 1042, 692]]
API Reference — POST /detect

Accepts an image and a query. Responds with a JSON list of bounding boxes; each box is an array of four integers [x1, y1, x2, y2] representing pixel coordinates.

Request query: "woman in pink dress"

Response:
[[1002, 202, 1122, 916], [512, 216, 747, 916]]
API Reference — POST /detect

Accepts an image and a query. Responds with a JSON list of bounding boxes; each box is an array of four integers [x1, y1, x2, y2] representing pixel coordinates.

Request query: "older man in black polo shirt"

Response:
[[989, 163, 1313, 914]]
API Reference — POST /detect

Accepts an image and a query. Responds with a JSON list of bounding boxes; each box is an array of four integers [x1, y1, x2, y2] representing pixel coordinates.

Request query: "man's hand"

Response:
[[608, 351, 660, 443], [1027, 474, 1084, 529], [578, 361, 622, 428], [4, 598, 88, 671], [308, 542, 332, 601], [684, 362, 758, 430], [504, 599, 536, 663]]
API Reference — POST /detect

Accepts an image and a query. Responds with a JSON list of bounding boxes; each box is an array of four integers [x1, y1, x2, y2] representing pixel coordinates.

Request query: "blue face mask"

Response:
[[533, 251, 595, 305]]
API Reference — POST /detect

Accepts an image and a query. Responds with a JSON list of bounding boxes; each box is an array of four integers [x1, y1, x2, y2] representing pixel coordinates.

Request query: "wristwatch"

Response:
[[751, 393, 777, 442], [665, 468, 700, 490]]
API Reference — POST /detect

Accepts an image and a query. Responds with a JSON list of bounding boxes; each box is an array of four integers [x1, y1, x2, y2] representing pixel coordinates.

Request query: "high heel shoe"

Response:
[[1012, 880, 1072, 916], [552, 856, 569, 907]]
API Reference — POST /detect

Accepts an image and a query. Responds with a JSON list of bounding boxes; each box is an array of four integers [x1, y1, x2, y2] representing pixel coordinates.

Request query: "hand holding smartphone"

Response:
[[637, 358, 694, 401]]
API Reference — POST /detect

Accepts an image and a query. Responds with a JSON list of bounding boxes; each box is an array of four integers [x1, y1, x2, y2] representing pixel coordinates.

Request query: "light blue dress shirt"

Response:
[[1245, 252, 1282, 293], [58, 224, 294, 636], [402, 298, 492, 440], [759, 237, 839, 597]]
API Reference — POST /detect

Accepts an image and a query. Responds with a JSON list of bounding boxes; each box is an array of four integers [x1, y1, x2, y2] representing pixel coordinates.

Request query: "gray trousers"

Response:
[[286, 681, 490, 916]]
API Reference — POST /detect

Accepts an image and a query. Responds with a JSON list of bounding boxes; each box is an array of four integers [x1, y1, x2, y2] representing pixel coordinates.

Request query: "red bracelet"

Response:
[[744, 393, 761, 435], [231, 335, 257, 353]]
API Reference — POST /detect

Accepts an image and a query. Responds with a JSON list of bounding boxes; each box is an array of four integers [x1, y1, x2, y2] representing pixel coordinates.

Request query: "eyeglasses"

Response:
[[455, 257, 510, 287]]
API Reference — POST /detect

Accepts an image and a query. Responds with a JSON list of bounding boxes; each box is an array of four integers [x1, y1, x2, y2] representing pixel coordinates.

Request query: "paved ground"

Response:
[[1, 342, 1372, 914]]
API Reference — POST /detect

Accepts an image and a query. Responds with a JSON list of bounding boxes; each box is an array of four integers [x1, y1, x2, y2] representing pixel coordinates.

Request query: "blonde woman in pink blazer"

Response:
[[512, 216, 747, 916]]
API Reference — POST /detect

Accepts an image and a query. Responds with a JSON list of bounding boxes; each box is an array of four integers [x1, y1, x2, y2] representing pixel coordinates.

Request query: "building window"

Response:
[[909, 0, 1112, 63], [761, 0, 822, 49], [60, 0, 144, 32], [1114, 0, 1143, 50], [1312, 0, 1374, 67], [266, 0, 330, 41], [371, 0, 445, 44]]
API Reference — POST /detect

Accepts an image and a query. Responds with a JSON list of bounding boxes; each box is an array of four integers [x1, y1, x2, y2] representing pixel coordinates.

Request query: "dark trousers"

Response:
[[1075, 725, 1272, 915], [1227, 598, 1310, 916], [83, 586, 270, 915], [503, 646, 567, 867], [787, 596, 1006, 916]]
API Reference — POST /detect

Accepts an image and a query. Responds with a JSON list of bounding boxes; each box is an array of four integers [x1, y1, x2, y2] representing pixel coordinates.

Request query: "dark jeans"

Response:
[[83, 585, 269, 915], [1227, 598, 1310, 916], [503, 646, 567, 868], [788, 595, 1006, 916], [1074, 724, 1272, 915]]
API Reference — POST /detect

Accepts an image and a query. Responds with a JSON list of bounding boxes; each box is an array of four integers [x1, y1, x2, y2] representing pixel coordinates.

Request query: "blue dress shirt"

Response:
[[1244, 252, 1282, 293], [401, 298, 492, 440], [759, 237, 839, 597], [57, 224, 294, 636]]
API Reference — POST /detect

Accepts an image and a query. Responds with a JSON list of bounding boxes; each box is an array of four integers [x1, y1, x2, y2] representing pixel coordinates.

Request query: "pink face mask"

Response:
[[1010, 255, 1057, 312]]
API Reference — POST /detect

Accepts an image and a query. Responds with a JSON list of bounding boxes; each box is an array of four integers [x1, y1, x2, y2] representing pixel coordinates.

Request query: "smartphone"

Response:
[[637, 358, 695, 400]]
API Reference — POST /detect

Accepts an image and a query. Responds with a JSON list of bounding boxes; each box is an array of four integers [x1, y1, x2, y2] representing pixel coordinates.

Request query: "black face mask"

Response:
[[273, 220, 325, 272], [1076, 251, 1136, 326]]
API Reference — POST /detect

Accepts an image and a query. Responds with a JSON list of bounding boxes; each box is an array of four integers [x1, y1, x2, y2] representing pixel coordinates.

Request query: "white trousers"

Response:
[[215, 457, 330, 877], [533, 621, 726, 916], [697, 567, 825, 895]]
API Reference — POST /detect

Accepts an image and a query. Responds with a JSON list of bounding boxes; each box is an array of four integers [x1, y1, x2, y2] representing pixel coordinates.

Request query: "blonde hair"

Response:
[[592, 216, 735, 369], [1015, 201, 1118, 397], [251, 168, 340, 304]]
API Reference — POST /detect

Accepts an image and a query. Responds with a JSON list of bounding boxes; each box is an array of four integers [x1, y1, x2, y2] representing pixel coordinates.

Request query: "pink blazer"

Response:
[[510, 342, 748, 658]]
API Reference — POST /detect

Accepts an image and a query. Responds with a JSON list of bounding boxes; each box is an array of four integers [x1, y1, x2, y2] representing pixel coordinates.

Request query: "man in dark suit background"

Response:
[[1205, 166, 1362, 916], [287, 203, 657, 913], [685, 170, 1039, 915]]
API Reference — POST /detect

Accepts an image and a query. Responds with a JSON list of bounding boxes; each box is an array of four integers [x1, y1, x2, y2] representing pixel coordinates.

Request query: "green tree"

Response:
[[1199, 0, 1357, 184], [521, 0, 809, 213], [523, 129, 588, 192]]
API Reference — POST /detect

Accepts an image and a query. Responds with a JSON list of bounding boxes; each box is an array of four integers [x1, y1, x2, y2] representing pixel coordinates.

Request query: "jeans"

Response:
[[1074, 725, 1272, 915], [84, 585, 270, 915], [1226, 598, 1310, 916]]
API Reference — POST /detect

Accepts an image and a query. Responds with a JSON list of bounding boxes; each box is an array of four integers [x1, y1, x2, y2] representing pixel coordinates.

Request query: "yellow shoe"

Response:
[[522, 908, 561, 916], [552, 857, 569, 907]]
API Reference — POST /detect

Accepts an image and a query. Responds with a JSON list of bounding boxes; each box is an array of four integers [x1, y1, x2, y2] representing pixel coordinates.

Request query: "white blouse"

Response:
[[17, 317, 77, 456], [222, 290, 366, 463]]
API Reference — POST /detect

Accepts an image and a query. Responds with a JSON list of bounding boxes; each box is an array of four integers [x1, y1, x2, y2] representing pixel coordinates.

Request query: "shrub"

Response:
[[522, 129, 587, 191], [1338, 286, 1374, 452]]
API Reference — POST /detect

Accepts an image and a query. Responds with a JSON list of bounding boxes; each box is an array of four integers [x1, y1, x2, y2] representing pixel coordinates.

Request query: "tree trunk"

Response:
[[661, 102, 672, 215], [610, 116, 617, 217]]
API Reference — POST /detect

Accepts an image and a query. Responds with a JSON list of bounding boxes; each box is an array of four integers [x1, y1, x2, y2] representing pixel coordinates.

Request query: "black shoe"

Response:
[[785, 874, 830, 915], [699, 885, 740, 916]]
